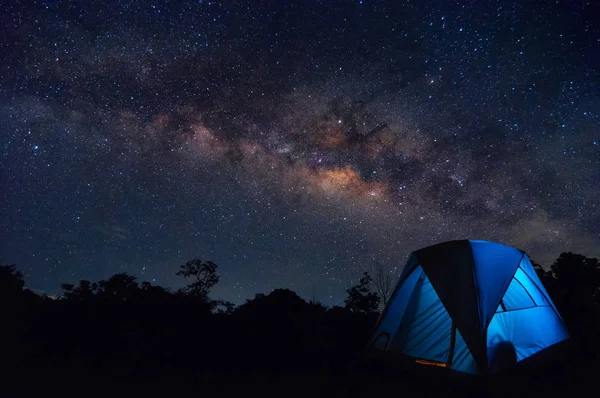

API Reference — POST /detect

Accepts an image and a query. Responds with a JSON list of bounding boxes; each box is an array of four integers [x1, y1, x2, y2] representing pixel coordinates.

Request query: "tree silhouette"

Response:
[[96, 273, 139, 301], [549, 252, 600, 319], [551, 252, 600, 303], [176, 259, 220, 300], [371, 261, 395, 308], [545, 252, 600, 358], [61, 274, 141, 302], [236, 288, 310, 318], [61, 274, 170, 303], [61, 279, 98, 301], [138, 281, 172, 303], [531, 259, 547, 279], [213, 299, 235, 315], [344, 272, 381, 315], [0, 264, 26, 300]]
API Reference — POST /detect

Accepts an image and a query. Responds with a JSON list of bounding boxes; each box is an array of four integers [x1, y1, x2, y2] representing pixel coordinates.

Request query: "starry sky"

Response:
[[1, 0, 599, 305]]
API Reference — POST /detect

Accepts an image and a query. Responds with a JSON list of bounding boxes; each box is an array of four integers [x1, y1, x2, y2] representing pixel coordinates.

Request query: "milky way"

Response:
[[1, 1, 599, 305]]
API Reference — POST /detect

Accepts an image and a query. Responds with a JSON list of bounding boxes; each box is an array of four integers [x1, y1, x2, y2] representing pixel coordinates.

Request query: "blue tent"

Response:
[[369, 240, 568, 374]]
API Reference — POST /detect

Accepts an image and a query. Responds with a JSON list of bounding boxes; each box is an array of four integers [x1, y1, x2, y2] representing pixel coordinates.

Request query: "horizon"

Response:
[[12, 238, 592, 307]]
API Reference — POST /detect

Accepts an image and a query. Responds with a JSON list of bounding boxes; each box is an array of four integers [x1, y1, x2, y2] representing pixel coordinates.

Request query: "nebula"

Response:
[[1, 0, 598, 304]]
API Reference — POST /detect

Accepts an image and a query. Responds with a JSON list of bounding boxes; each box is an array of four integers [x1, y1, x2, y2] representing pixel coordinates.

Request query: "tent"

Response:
[[369, 240, 568, 374]]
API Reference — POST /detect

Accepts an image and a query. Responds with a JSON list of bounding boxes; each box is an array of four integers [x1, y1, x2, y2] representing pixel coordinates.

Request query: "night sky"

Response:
[[1, 0, 599, 305]]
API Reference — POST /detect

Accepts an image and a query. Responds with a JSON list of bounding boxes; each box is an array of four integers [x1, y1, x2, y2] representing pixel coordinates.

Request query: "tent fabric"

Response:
[[391, 271, 452, 363], [371, 266, 422, 350], [487, 306, 569, 362], [369, 239, 569, 375], [398, 252, 419, 282], [451, 328, 478, 374], [501, 270, 537, 310], [469, 240, 524, 329], [518, 255, 565, 325], [414, 240, 487, 371], [513, 267, 546, 306]]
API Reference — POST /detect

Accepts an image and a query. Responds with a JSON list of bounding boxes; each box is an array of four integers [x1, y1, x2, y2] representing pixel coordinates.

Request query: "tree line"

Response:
[[0, 251, 599, 391]]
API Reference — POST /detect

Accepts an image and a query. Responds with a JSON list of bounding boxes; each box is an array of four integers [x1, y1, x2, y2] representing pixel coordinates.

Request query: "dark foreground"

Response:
[[1, 256, 599, 398], [2, 340, 597, 398]]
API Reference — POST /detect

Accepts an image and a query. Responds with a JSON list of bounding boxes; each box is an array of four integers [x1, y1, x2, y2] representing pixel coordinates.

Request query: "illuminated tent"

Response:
[[369, 240, 568, 374]]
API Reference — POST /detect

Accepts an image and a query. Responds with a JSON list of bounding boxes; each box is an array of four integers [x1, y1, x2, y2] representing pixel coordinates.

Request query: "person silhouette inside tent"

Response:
[[489, 340, 517, 374]]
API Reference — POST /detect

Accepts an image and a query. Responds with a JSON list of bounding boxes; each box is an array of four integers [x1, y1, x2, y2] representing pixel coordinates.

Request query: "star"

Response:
[[0, 0, 597, 307]]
